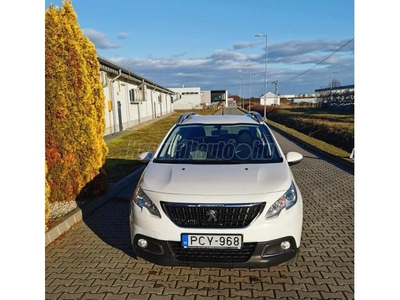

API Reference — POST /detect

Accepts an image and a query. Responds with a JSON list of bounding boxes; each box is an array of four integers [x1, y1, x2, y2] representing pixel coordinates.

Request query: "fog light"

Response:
[[280, 241, 291, 250], [137, 238, 148, 248]]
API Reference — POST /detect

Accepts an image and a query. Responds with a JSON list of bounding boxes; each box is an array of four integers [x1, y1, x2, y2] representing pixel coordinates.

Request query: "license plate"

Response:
[[181, 234, 243, 249]]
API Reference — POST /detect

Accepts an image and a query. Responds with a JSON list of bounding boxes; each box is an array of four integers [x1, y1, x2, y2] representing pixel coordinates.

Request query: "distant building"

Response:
[[260, 92, 280, 106], [315, 85, 354, 109], [290, 96, 318, 105], [168, 87, 201, 109], [201, 90, 211, 105], [227, 97, 236, 107], [201, 90, 229, 106]]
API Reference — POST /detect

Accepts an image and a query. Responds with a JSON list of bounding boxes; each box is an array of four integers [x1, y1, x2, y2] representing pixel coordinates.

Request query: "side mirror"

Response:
[[286, 151, 303, 165], [138, 152, 153, 164]]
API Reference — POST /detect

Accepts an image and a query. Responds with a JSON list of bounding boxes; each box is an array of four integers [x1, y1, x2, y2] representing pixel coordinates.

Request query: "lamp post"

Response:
[[249, 64, 252, 111], [239, 75, 242, 108], [256, 33, 268, 120], [244, 64, 251, 111]]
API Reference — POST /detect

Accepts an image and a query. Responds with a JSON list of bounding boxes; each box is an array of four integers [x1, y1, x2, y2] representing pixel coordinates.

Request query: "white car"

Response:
[[130, 111, 303, 268]]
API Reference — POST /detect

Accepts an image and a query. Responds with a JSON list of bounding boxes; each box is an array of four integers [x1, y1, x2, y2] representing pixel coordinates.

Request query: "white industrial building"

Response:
[[260, 92, 280, 106], [169, 87, 229, 108], [168, 87, 202, 109], [290, 96, 318, 105], [99, 57, 175, 135]]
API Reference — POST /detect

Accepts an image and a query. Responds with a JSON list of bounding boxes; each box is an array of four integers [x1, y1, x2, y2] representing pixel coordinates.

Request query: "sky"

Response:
[[43, 0, 354, 96]]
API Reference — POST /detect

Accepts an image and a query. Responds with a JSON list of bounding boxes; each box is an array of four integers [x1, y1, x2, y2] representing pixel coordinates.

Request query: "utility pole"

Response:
[[244, 64, 251, 111], [255, 33, 268, 119], [272, 80, 278, 106], [249, 64, 252, 111]]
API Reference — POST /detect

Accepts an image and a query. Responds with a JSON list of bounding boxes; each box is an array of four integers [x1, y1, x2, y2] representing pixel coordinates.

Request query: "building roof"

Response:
[[260, 92, 278, 98], [98, 56, 174, 94]]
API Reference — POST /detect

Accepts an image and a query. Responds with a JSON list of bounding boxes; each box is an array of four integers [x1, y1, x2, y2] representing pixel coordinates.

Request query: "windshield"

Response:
[[154, 123, 283, 164]]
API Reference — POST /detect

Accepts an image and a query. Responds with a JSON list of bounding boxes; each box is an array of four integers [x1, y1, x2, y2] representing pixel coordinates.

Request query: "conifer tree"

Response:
[[45, 1, 108, 207]]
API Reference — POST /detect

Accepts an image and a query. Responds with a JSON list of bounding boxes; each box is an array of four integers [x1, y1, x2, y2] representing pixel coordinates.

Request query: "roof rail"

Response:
[[177, 112, 197, 124], [246, 111, 264, 124]]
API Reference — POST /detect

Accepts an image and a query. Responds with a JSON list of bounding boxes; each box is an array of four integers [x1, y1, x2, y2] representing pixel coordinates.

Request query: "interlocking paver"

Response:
[[209, 275, 229, 283], [218, 282, 240, 290], [230, 288, 253, 297], [76, 285, 101, 293], [119, 286, 142, 294], [45, 292, 63, 300], [71, 278, 95, 286], [53, 285, 79, 293], [80, 293, 107, 300], [184, 288, 207, 296], [320, 291, 348, 299], [45, 122, 354, 299], [171, 296, 195, 300], [194, 296, 218, 300], [103, 293, 129, 300], [252, 289, 276, 298], [125, 294, 150, 300], [261, 282, 285, 291], [277, 290, 303, 298], [58, 293, 86, 299], [305, 283, 330, 293], [162, 287, 184, 296], [283, 283, 307, 291], [97, 285, 121, 294], [197, 281, 218, 290], [141, 286, 165, 295], [148, 295, 172, 300], [175, 280, 198, 289], [297, 290, 322, 299]]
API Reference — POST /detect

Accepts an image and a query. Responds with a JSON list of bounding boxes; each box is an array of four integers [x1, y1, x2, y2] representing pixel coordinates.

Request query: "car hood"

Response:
[[141, 162, 292, 196]]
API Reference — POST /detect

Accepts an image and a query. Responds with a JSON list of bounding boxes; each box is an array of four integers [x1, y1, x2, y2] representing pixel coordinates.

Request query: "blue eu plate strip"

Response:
[[181, 234, 188, 248]]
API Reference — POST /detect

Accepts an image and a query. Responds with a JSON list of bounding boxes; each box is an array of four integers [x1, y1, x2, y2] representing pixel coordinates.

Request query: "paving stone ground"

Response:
[[45, 112, 354, 300]]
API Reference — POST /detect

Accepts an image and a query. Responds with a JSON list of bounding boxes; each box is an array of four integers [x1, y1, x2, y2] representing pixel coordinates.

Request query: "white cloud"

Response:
[[105, 38, 354, 94], [117, 32, 128, 39], [232, 42, 261, 50], [83, 28, 120, 49]]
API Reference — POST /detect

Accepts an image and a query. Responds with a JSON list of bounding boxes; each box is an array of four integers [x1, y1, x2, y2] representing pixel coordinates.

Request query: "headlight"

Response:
[[266, 181, 298, 219], [133, 185, 161, 218]]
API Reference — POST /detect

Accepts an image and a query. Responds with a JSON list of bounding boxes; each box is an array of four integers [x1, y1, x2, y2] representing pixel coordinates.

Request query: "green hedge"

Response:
[[248, 104, 353, 153]]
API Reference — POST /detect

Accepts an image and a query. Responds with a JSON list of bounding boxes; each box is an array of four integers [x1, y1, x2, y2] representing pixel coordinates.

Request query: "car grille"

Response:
[[161, 202, 265, 228], [169, 242, 256, 262]]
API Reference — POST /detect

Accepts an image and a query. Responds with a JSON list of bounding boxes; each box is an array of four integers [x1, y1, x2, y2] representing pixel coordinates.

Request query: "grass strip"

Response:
[[104, 109, 217, 183], [267, 119, 351, 158]]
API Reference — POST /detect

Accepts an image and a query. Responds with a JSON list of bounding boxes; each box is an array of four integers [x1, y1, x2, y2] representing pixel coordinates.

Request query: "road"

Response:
[[45, 107, 354, 299]]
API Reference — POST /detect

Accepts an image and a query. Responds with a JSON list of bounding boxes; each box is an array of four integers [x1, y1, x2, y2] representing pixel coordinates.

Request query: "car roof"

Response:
[[179, 114, 261, 125]]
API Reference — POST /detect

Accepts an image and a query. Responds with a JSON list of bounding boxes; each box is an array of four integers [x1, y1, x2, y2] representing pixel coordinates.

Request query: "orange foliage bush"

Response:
[[45, 1, 108, 206]]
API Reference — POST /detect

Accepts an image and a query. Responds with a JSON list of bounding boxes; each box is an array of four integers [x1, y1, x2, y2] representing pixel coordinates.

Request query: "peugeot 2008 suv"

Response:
[[130, 111, 303, 268]]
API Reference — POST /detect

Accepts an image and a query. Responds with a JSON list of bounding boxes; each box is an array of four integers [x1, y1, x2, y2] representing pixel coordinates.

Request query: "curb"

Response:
[[45, 165, 145, 247]]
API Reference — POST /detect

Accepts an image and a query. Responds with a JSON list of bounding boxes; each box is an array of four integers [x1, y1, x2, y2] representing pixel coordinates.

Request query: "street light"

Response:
[[244, 64, 251, 111], [238, 76, 242, 108], [255, 33, 268, 120]]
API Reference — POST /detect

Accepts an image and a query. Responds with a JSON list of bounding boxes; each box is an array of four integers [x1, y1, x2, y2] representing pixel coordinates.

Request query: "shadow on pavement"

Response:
[[77, 166, 145, 258]]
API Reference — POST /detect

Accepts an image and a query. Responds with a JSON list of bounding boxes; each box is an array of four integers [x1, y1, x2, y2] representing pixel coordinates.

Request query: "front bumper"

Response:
[[132, 234, 298, 268]]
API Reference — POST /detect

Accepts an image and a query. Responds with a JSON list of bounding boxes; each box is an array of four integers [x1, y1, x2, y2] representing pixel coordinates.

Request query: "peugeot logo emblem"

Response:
[[206, 210, 217, 222]]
